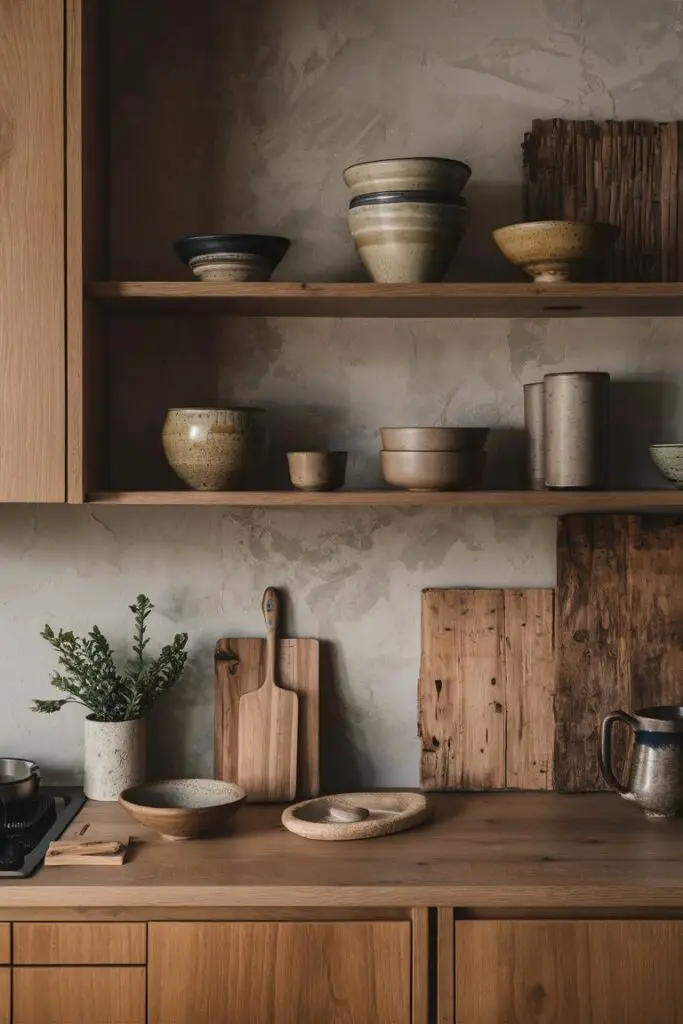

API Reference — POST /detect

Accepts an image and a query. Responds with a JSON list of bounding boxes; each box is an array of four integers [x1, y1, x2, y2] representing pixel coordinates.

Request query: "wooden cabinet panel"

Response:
[[149, 921, 411, 1024], [13, 967, 145, 1024], [0, 970, 8, 1024], [455, 920, 683, 1023], [14, 923, 146, 964], [0, 927, 8, 965], [0, 0, 65, 501]]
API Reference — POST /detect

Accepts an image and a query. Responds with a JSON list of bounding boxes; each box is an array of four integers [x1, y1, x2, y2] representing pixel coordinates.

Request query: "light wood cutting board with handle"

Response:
[[214, 591, 319, 801]]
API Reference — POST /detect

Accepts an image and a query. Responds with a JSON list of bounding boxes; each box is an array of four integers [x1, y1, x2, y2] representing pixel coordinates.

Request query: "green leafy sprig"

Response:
[[32, 596, 188, 723]]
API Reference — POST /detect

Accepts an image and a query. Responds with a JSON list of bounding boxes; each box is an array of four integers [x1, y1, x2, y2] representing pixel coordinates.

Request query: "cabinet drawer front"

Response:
[[149, 921, 411, 1024], [455, 920, 683, 1024], [14, 967, 145, 1024], [0, 927, 8, 965], [14, 924, 146, 965], [0, 969, 8, 1024]]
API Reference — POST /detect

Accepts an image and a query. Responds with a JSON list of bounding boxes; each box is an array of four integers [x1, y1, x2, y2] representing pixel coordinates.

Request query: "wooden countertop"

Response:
[[2, 793, 683, 909]]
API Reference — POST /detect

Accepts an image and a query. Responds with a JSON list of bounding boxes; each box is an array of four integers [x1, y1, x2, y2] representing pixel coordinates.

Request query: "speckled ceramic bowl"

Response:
[[492, 220, 618, 283], [343, 157, 471, 199], [174, 235, 290, 282], [162, 408, 266, 491], [119, 779, 246, 840], [381, 427, 489, 453], [381, 450, 486, 491], [650, 445, 683, 488], [348, 198, 468, 283]]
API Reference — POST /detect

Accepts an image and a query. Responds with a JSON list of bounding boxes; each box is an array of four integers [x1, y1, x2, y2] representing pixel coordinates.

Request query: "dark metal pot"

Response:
[[0, 759, 40, 802]]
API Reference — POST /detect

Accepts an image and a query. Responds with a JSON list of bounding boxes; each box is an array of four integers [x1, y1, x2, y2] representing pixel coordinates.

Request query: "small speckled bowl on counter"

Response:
[[348, 192, 469, 283], [161, 407, 267, 491], [119, 779, 246, 841]]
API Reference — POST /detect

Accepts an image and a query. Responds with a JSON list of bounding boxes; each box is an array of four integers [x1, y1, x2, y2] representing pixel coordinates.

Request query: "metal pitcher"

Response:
[[600, 706, 683, 818]]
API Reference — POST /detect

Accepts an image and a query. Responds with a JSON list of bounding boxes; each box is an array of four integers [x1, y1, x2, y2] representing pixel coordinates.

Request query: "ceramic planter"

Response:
[[84, 717, 146, 801], [162, 407, 267, 491]]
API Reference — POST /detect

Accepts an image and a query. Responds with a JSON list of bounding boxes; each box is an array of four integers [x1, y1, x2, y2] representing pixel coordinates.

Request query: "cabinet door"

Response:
[[0, 0, 65, 501], [149, 921, 411, 1024], [13, 967, 145, 1024], [0, 970, 8, 1024], [455, 920, 683, 1024]]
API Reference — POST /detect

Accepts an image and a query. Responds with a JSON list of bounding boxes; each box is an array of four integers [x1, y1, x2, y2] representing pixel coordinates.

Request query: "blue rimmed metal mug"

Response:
[[600, 706, 683, 818]]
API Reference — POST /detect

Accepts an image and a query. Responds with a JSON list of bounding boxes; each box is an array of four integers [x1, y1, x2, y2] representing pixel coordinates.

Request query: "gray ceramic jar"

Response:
[[162, 408, 267, 491]]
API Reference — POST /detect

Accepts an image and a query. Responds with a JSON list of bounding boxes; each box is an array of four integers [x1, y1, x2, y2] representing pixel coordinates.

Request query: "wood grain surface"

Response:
[[555, 515, 683, 791], [13, 967, 145, 1024], [1, 795, 683, 908], [14, 923, 146, 965], [215, 637, 319, 799], [455, 920, 683, 1023], [148, 921, 411, 1024], [89, 280, 683, 318], [237, 681, 299, 802], [0, 971, 7, 1024], [0, 0, 65, 501], [419, 589, 555, 790], [0, 927, 7, 965]]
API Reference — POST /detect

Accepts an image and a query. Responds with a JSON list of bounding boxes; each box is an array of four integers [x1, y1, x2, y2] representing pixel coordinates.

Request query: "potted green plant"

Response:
[[32, 595, 188, 801]]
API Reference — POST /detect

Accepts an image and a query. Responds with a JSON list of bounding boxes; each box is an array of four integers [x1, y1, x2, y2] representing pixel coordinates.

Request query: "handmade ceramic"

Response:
[[282, 792, 429, 841], [188, 253, 274, 282], [119, 779, 246, 840], [174, 235, 290, 280], [343, 157, 471, 199], [162, 407, 266, 491], [287, 451, 347, 491], [492, 220, 618, 282], [349, 190, 465, 208], [544, 372, 610, 489], [84, 717, 146, 802], [649, 444, 683, 488], [380, 427, 488, 453], [600, 707, 683, 818], [381, 449, 485, 491], [348, 199, 468, 283]]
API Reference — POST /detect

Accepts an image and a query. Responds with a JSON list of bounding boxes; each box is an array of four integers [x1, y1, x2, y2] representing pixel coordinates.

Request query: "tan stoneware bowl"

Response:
[[162, 407, 266, 491], [649, 445, 683, 488], [492, 220, 618, 283], [381, 427, 489, 453], [348, 198, 468, 283], [287, 451, 348, 491], [119, 779, 246, 841], [381, 450, 486, 491], [343, 157, 471, 199]]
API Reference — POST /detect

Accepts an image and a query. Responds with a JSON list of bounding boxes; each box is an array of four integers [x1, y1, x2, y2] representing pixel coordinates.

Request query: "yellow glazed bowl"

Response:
[[492, 220, 618, 283]]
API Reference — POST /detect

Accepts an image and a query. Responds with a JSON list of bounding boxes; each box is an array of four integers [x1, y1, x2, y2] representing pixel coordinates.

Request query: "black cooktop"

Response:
[[0, 787, 86, 878]]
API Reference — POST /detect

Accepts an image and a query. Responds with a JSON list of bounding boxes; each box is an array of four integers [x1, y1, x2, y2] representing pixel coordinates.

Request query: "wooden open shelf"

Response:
[[88, 281, 683, 318], [87, 489, 683, 510]]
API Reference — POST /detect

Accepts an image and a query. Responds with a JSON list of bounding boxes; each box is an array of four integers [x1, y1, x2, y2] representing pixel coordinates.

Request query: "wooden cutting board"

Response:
[[215, 636, 319, 800], [418, 588, 555, 791], [555, 514, 683, 791]]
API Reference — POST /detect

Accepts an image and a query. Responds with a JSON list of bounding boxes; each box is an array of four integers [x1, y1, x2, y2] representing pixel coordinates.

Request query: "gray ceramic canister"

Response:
[[544, 372, 610, 489]]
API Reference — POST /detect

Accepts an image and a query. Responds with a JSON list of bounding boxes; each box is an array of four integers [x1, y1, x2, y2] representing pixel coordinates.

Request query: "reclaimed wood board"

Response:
[[555, 515, 683, 791], [418, 588, 555, 790], [215, 637, 319, 799]]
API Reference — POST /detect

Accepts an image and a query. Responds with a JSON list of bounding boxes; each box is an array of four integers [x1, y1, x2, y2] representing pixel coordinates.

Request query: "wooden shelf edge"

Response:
[[86, 490, 683, 510], [87, 281, 683, 318]]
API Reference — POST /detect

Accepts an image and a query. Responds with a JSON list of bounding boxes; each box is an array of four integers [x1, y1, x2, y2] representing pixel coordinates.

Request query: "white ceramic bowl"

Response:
[[343, 157, 471, 199], [650, 445, 683, 488], [381, 450, 486, 491], [381, 427, 489, 453]]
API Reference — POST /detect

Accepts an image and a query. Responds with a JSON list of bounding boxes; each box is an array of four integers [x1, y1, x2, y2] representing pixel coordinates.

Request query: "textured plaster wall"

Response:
[[4, 0, 683, 786]]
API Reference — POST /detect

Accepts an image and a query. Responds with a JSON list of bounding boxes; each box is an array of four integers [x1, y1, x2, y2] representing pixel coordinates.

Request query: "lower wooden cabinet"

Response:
[[148, 921, 411, 1024], [0, 970, 9, 1024], [13, 967, 146, 1024], [455, 920, 683, 1024]]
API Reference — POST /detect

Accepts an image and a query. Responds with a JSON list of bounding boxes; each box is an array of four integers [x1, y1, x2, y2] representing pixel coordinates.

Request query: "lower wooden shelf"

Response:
[[86, 489, 683, 510]]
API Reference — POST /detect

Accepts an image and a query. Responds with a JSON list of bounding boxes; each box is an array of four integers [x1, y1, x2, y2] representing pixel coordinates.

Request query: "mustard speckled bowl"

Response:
[[492, 220, 618, 283]]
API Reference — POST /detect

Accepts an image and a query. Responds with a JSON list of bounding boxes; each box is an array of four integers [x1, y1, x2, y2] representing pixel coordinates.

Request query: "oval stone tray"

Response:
[[281, 791, 429, 841]]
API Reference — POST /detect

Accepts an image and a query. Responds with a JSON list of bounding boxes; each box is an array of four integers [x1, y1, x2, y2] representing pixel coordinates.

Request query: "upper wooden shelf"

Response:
[[88, 281, 683, 318], [87, 490, 683, 511]]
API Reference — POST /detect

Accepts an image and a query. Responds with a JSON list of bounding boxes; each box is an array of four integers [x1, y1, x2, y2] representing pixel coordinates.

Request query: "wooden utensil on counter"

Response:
[[236, 588, 299, 802], [44, 838, 130, 866]]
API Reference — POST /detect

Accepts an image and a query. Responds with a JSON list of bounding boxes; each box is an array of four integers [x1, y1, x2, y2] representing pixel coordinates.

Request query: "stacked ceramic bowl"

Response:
[[175, 235, 290, 282], [380, 427, 488, 491], [343, 158, 471, 283]]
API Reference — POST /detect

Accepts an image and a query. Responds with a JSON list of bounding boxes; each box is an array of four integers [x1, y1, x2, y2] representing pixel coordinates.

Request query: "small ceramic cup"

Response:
[[287, 451, 347, 492]]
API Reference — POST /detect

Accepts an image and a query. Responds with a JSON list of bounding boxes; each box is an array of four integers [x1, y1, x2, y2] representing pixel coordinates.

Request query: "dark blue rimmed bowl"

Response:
[[174, 234, 291, 267], [349, 191, 468, 210]]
